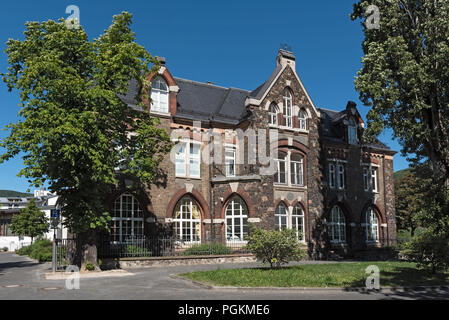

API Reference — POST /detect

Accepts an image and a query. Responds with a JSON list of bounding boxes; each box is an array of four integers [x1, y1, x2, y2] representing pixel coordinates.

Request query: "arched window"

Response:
[[329, 206, 346, 243], [111, 194, 144, 243], [268, 103, 279, 125], [348, 117, 357, 144], [298, 109, 307, 130], [173, 196, 201, 243], [283, 88, 293, 128], [364, 207, 379, 243], [292, 204, 305, 242], [151, 76, 169, 113], [275, 202, 288, 230], [225, 196, 248, 243]]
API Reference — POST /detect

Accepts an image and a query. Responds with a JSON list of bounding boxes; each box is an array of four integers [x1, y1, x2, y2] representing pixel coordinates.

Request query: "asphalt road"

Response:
[[1, 252, 449, 300]]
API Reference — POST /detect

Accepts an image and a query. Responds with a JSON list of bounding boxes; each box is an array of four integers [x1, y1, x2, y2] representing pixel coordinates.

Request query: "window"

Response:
[[348, 118, 357, 144], [337, 164, 345, 189], [283, 89, 293, 128], [364, 207, 379, 243], [268, 103, 279, 125], [298, 109, 307, 130], [225, 196, 249, 243], [275, 203, 288, 230], [290, 153, 304, 186], [150, 77, 169, 113], [329, 206, 346, 243], [173, 196, 201, 243], [363, 165, 379, 192], [371, 168, 378, 192], [111, 194, 144, 243], [363, 167, 370, 191], [225, 147, 236, 177], [175, 141, 201, 178], [329, 163, 335, 188], [274, 151, 288, 184], [0, 218, 13, 236], [292, 204, 305, 242]]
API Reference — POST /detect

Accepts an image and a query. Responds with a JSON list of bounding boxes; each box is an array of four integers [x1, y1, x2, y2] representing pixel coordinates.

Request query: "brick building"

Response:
[[109, 49, 397, 258]]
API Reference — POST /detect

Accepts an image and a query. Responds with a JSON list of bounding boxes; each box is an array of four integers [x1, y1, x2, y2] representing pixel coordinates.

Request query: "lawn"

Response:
[[180, 261, 449, 288]]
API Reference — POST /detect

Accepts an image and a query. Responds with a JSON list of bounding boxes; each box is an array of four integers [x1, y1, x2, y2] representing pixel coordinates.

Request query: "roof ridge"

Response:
[[173, 76, 249, 92]]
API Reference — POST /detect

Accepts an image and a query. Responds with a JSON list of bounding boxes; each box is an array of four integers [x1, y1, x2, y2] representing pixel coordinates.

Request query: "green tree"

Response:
[[0, 13, 172, 271], [9, 200, 49, 244], [351, 1, 449, 182], [395, 166, 431, 237]]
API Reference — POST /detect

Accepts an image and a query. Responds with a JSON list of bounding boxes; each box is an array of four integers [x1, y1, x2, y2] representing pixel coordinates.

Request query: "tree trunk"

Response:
[[72, 229, 101, 272]]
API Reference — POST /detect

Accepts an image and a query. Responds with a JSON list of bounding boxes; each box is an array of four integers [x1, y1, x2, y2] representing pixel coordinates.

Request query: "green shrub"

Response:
[[85, 262, 95, 271], [401, 230, 449, 274], [1, 247, 8, 252], [182, 242, 232, 256], [15, 239, 53, 263], [124, 245, 150, 257], [246, 226, 305, 268]]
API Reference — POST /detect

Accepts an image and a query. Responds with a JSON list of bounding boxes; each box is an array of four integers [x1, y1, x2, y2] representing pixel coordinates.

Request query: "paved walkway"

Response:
[[1, 252, 449, 300]]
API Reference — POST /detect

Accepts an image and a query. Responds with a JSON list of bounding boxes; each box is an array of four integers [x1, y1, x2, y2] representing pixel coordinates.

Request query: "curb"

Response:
[[171, 274, 449, 292], [44, 269, 134, 280]]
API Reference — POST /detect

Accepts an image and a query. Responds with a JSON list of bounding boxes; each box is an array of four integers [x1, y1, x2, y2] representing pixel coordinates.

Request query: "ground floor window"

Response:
[[275, 202, 288, 230], [364, 207, 379, 243], [329, 206, 346, 243], [292, 204, 305, 242], [111, 194, 144, 243], [173, 196, 201, 243], [225, 196, 248, 243]]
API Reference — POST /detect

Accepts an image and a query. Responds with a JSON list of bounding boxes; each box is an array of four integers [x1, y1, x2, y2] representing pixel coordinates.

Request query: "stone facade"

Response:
[[109, 49, 397, 259]]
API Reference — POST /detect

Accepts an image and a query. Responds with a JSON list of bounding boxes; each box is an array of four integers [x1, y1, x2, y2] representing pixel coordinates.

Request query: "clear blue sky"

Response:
[[0, 0, 411, 192]]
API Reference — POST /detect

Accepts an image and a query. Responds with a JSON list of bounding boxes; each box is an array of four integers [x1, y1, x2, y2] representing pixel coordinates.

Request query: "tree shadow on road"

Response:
[[0, 260, 40, 273]]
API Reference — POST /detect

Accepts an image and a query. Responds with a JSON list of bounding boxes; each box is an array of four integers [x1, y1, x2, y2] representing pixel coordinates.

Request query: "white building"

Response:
[[0, 190, 66, 251]]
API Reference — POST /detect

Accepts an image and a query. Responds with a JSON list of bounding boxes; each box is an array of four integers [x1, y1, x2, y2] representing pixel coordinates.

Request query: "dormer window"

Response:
[[151, 76, 169, 113], [268, 103, 279, 125], [348, 118, 357, 144], [283, 89, 293, 128], [299, 109, 307, 130]]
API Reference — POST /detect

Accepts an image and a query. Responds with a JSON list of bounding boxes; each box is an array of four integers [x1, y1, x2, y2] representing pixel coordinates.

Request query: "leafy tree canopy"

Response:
[[9, 199, 49, 242], [0, 12, 172, 236], [351, 0, 449, 180]]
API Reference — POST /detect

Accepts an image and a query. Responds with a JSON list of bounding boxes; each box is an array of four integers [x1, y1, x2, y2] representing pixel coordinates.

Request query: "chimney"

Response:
[[155, 56, 166, 65], [276, 49, 296, 70]]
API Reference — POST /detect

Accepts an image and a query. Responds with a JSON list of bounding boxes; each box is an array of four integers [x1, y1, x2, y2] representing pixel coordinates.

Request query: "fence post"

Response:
[[52, 232, 57, 273]]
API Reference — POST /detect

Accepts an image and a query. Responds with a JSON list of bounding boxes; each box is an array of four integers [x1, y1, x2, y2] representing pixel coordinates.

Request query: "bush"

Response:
[[15, 239, 53, 263], [1, 247, 8, 252], [246, 226, 305, 268], [401, 230, 449, 274], [124, 245, 150, 257], [85, 262, 95, 271], [182, 242, 232, 256]]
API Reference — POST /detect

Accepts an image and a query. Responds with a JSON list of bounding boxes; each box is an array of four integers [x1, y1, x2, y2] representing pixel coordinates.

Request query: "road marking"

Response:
[[2, 284, 24, 288]]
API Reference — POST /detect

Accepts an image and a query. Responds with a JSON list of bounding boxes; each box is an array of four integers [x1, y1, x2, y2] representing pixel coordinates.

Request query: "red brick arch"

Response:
[[271, 139, 309, 155], [166, 188, 211, 220]]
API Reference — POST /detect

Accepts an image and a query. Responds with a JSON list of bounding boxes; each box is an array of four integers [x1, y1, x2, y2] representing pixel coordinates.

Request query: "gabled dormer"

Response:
[[343, 101, 365, 145]]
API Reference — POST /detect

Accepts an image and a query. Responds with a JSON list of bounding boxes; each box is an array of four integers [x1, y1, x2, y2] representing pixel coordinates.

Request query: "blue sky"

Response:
[[0, 0, 410, 192]]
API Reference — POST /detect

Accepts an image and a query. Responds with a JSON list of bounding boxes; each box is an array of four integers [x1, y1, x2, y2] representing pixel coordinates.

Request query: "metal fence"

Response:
[[55, 238, 75, 270], [97, 236, 251, 259]]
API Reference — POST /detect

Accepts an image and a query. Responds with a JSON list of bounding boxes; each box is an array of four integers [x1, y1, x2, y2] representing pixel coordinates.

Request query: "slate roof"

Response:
[[120, 76, 391, 151]]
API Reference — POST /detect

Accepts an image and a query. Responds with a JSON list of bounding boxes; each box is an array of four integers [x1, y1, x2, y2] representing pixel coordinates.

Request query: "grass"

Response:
[[180, 261, 449, 288]]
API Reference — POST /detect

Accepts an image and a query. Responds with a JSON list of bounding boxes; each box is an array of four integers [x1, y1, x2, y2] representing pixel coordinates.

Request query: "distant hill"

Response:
[[0, 190, 33, 197], [394, 168, 412, 181]]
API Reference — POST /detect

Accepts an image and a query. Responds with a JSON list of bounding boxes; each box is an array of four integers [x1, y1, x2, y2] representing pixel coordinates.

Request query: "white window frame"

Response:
[[292, 204, 306, 243], [298, 109, 307, 130], [173, 196, 201, 244], [348, 118, 357, 144], [362, 163, 379, 193], [371, 167, 378, 193], [275, 203, 288, 231], [225, 146, 236, 177], [275, 151, 305, 187], [337, 164, 345, 190], [363, 207, 380, 243], [150, 76, 169, 113], [274, 153, 288, 185], [283, 89, 293, 128], [290, 157, 304, 186], [111, 193, 144, 244], [174, 140, 201, 178], [329, 163, 335, 189], [329, 206, 346, 244], [225, 196, 249, 244], [268, 104, 279, 126]]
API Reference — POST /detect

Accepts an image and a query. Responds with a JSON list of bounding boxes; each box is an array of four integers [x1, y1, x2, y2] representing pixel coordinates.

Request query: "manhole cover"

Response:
[[2, 284, 24, 288], [38, 287, 63, 291]]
